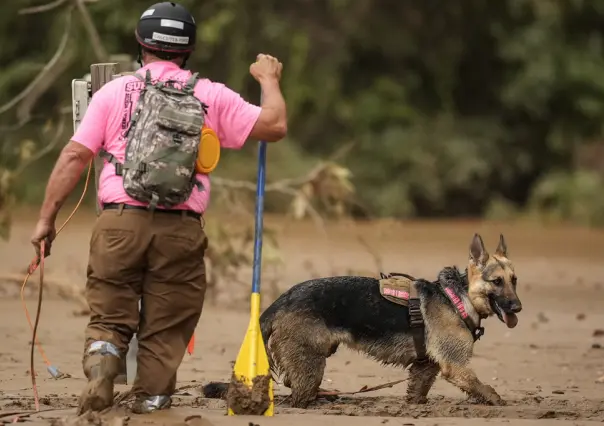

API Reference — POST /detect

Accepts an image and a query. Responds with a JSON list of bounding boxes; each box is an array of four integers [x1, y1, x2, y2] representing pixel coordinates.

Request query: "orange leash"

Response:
[[29, 240, 45, 413], [21, 161, 92, 410]]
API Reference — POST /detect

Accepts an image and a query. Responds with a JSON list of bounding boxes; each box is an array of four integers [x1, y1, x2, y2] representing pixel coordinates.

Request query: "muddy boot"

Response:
[[77, 341, 122, 415], [131, 395, 172, 414]]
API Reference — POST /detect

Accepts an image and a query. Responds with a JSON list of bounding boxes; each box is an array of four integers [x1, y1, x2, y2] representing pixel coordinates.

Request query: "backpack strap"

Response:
[[99, 149, 124, 176], [149, 193, 160, 211], [193, 179, 204, 192], [130, 70, 152, 86], [184, 72, 199, 94]]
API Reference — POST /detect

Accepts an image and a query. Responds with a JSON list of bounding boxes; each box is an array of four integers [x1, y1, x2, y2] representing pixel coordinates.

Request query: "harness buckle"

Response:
[[473, 326, 485, 342]]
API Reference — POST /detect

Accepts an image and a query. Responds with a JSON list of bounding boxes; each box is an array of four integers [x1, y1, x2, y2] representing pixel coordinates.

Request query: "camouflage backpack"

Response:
[[100, 70, 207, 210]]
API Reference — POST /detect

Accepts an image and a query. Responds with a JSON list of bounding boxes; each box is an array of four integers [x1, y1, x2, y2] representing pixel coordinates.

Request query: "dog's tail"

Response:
[[201, 306, 280, 400], [200, 381, 229, 399]]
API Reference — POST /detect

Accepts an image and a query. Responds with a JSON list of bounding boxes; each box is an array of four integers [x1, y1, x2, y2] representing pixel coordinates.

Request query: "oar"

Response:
[[227, 137, 274, 416]]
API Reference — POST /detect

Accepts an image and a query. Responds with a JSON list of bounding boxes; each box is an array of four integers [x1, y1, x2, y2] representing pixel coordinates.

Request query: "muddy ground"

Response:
[[1, 209, 604, 425]]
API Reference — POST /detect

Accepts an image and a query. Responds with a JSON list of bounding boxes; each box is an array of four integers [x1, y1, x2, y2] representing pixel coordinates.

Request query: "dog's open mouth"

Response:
[[489, 296, 518, 328]]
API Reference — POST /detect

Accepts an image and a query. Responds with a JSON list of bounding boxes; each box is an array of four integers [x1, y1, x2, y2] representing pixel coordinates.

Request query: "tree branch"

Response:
[[18, 0, 99, 15], [0, 9, 73, 118], [74, 0, 108, 62], [17, 49, 74, 125], [18, 0, 67, 14], [13, 113, 67, 179]]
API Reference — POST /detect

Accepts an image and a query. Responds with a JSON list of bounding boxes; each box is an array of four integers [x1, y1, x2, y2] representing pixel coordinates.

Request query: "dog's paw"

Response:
[[483, 385, 506, 406], [405, 395, 428, 405], [489, 397, 507, 406]]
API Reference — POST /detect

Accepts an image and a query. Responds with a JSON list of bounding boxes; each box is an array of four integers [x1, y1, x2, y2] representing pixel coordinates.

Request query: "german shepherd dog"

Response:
[[203, 233, 522, 408]]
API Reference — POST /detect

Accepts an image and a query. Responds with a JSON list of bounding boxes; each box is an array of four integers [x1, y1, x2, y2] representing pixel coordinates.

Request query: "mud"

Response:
[[2, 209, 604, 425], [49, 411, 126, 426], [226, 374, 271, 415]]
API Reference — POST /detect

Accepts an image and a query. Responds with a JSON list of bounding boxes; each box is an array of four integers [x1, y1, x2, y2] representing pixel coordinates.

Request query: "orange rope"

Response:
[[21, 161, 93, 410], [30, 240, 44, 413]]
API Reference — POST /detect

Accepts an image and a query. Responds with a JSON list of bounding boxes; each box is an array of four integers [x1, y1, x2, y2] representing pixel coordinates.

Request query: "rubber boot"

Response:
[[131, 395, 172, 414], [77, 342, 122, 414]]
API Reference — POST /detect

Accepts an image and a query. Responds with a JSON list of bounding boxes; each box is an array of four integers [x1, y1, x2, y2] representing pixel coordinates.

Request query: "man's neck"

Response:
[[143, 56, 181, 67]]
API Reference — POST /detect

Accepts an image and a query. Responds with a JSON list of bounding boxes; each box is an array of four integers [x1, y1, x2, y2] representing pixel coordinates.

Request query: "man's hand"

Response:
[[31, 218, 56, 259], [248, 54, 287, 142], [250, 54, 283, 83]]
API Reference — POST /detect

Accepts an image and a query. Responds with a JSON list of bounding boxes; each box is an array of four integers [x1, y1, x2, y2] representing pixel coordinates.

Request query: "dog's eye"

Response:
[[492, 278, 504, 286], [511, 276, 517, 287]]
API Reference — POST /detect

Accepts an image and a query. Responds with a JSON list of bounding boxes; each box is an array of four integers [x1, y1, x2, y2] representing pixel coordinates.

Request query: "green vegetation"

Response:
[[2, 0, 604, 235]]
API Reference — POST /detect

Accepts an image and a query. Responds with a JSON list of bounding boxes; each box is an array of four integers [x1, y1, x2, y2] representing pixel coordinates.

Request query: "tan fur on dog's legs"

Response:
[[284, 349, 326, 408], [271, 334, 327, 408], [405, 360, 440, 404], [440, 363, 505, 406]]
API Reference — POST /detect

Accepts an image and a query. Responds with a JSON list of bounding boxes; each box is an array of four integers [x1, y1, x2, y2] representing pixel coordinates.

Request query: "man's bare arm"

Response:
[[250, 78, 288, 142], [248, 54, 287, 142], [39, 141, 95, 223]]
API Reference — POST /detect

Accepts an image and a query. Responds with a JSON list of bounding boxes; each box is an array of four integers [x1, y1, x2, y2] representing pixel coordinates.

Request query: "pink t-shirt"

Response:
[[72, 61, 262, 213]]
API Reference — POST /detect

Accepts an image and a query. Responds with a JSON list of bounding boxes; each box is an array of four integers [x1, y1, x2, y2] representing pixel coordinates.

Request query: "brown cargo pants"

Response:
[[83, 206, 207, 397]]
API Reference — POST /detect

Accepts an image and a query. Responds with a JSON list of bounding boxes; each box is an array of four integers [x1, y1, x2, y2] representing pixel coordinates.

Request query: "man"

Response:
[[30, 1, 287, 415]]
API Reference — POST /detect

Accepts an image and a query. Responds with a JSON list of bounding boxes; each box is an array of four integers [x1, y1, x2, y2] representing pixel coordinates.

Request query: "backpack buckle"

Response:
[[138, 162, 148, 173], [173, 134, 183, 144], [114, 163, 123, 176]]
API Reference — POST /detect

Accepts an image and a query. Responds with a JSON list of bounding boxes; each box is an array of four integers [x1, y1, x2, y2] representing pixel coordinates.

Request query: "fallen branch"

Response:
[[315, 363, 435, 398], [317, 378, 409, 397]]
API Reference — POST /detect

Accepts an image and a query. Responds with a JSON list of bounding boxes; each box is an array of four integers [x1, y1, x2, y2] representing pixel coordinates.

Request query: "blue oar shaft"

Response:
[[251, 141, 267, 295]]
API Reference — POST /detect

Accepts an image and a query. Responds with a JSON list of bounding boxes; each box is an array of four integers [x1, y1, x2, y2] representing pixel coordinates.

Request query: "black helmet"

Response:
[[135, 2, 196, 53]]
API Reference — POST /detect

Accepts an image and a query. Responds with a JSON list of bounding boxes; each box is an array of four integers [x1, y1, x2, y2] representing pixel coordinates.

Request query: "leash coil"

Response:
[[21, 161, 93, 412]]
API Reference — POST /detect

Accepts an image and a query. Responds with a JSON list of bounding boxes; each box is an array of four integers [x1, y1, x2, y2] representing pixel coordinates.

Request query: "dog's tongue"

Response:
[[502, 311, 518, 328]]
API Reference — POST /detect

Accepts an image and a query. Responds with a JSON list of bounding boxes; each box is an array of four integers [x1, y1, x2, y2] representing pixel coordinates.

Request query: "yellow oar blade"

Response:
[[227, 293, 274, 416]]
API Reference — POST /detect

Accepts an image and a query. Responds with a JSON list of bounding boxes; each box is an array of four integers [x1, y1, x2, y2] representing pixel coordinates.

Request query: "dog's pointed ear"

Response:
[[469, 233, 489, 267], [495, 233, 508, 257]]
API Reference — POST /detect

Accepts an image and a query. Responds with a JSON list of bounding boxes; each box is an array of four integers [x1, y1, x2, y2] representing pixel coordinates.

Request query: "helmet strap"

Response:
[[136, 45, 143, 68], [180, 53, 190, 70]]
